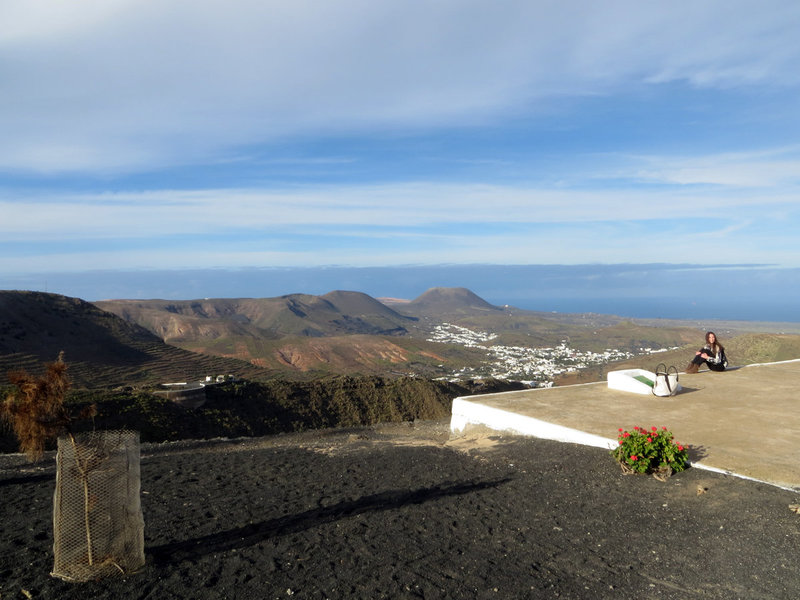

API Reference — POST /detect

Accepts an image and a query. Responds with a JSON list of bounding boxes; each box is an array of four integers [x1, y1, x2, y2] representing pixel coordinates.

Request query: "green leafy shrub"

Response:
[[612, 425, 689, 480]]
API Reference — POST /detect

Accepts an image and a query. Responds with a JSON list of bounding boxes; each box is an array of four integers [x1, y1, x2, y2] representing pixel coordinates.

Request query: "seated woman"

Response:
[[685, 331, 728, 373]]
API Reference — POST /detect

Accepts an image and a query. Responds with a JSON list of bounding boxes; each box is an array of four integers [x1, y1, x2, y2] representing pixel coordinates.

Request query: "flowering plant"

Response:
[[611, 426, 689, 480]]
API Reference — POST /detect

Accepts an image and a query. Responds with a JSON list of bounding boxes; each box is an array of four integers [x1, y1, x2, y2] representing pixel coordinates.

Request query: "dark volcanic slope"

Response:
[[0, 290, 160, 360], [0, 291, 272, 388], [1, 424, 798, 599], [402, 286, 502, 316]]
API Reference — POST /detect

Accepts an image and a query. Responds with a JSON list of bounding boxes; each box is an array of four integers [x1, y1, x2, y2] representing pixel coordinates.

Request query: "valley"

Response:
[[93, 287, 704, 385], [4, 287, 799, 392], [426, 322, 677, 385], [3, 287, 800, 451]]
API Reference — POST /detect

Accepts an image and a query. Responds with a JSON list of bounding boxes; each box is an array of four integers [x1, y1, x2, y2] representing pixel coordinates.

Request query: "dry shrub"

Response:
[[1, 352, 95, 461]]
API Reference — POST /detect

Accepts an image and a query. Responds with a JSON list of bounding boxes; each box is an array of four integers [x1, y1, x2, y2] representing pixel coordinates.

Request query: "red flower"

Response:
[[651, 426, 657, 432], [677, 445, 684, 451], [646, 437, 652, 443], [633, 426, 640, 431], [618, 440, 623, 445], [623, 432, 630, 438], [662, 426, 667, 430], [618, 428, 623, 432], [630, 455, 638, 461]]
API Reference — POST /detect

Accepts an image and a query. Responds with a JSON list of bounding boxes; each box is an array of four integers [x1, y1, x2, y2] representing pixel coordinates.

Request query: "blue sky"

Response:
[[2, 1, 800, 299]]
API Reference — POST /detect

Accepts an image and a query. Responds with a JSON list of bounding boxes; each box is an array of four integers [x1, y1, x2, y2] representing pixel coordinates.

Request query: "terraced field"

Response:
[[0, 343, 274, 389], [0, 291, 274, 389]]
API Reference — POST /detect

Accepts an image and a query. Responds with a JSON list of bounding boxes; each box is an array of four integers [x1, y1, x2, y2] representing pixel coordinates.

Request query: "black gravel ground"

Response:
[[1, 421, 799, 599]]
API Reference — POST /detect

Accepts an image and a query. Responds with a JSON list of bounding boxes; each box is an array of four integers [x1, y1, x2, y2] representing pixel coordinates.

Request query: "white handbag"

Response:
[[652, 363, 680, 397]]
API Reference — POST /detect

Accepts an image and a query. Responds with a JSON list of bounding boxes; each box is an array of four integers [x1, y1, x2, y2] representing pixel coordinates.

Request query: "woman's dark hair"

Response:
[[705, 331, 724, 352]]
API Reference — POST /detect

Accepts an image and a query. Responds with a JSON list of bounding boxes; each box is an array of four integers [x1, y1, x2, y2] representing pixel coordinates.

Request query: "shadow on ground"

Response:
[[149, 477, 513, 565]]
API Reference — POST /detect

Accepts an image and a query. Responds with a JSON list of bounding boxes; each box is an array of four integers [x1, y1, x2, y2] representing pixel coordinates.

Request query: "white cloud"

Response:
[[0, 0, 137, 43], [2, 1, 800, 173], [628, 147, 800, 187], [3, 2, 800, 276], [5, 214, 799, 275], [2, 179, 798, 243]]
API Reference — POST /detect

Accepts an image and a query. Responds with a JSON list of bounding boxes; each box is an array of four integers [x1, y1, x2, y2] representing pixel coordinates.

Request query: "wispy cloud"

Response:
[[2, 1, 800, 174], [627, 147, 800, 187], [3, 180, 797, 240], [2, 1, 800, 286], [4, 176, 799, 273]]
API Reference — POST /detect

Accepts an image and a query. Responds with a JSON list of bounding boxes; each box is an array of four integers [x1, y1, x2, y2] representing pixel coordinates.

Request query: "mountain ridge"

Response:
[[97, 291, 417, 342], [4, 287, 800, 388]]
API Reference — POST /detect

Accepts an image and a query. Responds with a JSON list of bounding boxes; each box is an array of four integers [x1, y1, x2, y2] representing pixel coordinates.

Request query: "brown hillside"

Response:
[[0, 291, 273, 388], [1, 291, 158, 360], [177, 333, 487, 379], [97, 291, 417, 343], [95, 288, 713, 377]]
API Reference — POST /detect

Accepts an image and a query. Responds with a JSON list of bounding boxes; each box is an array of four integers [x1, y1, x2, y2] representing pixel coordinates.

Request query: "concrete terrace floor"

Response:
[[451, 359, 800, 491]]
